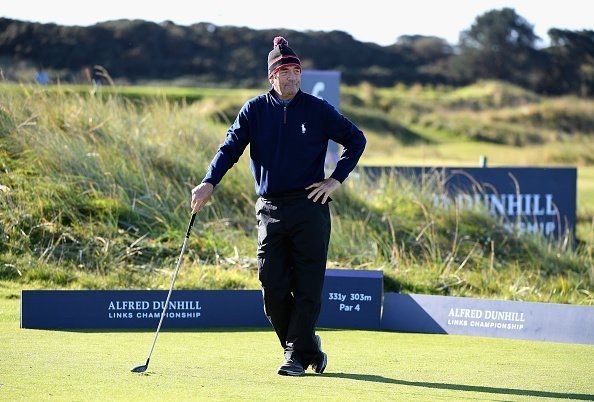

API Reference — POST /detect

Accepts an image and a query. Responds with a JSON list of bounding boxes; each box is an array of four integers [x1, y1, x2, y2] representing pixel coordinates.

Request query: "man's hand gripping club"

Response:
[[191, 182, 214, 213]]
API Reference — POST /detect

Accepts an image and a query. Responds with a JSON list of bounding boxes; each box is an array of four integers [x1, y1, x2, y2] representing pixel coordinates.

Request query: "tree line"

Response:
[[0, 8, 592, 96]]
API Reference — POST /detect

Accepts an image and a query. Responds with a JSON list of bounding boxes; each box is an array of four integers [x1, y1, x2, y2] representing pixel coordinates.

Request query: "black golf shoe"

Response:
[[277, 356, 305, 376], [310, 334, 327, 374]]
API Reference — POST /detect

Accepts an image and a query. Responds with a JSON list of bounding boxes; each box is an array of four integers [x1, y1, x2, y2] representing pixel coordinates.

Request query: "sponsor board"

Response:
[[360, 166, 577, 238], [20, 269, 383, 330], [21, 290, 267, 329], [301, 70, 341, 167], [319, 269, 383, 330], [301, 70, 340, 110], [381, 293, 594, 345]]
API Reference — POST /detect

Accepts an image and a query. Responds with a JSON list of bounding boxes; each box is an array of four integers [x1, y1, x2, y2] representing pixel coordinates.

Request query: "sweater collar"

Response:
[[269, 88, 303, 107]]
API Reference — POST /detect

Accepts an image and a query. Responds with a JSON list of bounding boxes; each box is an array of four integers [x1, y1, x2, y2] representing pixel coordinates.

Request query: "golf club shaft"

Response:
[[143, 213, 197, 368]]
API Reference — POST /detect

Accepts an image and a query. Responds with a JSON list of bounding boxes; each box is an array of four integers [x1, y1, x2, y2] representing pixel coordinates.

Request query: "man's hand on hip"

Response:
[[191, 182, 214, 213], [306, 178, 340, 204]]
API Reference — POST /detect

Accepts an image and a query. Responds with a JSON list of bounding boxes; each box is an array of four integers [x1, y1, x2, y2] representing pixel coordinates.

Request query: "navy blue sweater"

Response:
[[202, 89, 366, 196]]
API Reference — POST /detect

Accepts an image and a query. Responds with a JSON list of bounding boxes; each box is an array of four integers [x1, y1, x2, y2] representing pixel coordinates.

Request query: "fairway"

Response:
[[1, 299, 593, 401]]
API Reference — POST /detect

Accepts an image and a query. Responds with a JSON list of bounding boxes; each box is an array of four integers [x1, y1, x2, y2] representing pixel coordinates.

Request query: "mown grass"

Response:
[[1, 299, 593, 401], [0, 82, 593, 304]]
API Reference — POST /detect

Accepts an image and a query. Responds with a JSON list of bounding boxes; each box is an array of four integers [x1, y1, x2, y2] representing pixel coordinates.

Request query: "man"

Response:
[[191, 36, 366, 376]]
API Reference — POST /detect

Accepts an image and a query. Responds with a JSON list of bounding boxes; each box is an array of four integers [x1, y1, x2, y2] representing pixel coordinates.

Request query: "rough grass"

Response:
[[0, 299, 593, 401], [0, 82, 593, 304], [345, 80, 594, 146]]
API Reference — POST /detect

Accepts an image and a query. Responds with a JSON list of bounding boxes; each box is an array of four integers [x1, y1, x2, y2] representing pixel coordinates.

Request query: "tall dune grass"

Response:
[[0, 84, 592, 304]]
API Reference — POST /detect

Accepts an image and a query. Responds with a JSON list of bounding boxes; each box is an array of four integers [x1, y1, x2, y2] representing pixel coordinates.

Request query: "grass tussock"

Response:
[[344, 80, 594, 148], [0, 83, 593, 304]]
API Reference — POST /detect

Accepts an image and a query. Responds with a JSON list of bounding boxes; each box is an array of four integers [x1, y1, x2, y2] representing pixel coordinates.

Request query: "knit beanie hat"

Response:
[[267, 36, 301, 77]]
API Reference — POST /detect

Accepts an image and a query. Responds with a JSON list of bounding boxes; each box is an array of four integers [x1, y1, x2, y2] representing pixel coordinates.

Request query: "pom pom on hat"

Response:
[[273, 36, 288, 48], [267, 36, 301, 77]]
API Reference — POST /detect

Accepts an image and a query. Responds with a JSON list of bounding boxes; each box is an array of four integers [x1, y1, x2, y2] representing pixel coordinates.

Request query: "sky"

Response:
[[2, 0, 592, 46]]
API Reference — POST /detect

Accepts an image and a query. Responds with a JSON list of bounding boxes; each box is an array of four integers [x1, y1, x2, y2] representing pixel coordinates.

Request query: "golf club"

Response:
[[131, 212, 197, 373]]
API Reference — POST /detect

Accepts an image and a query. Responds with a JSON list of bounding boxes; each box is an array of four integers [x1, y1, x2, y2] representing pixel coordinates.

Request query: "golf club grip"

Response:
[[185, 213, 197, 238]]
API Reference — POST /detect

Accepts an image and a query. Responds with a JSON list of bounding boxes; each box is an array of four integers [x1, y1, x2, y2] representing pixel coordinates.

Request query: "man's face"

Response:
[[269, 66, 301, 100]]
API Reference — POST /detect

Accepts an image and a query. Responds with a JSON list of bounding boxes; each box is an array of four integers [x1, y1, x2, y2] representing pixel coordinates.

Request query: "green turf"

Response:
[[0, 299, 592, 401]]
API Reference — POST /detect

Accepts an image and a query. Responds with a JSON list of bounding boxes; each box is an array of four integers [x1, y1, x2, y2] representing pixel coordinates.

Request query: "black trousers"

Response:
[[256, 190, 331, 365]]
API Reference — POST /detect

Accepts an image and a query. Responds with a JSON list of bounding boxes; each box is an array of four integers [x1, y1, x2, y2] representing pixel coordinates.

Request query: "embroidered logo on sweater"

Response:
[[301, 123, 306, 134]]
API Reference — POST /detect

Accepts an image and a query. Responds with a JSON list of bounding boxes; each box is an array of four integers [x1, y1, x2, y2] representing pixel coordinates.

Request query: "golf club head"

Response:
[[130, 364, 148, 373]]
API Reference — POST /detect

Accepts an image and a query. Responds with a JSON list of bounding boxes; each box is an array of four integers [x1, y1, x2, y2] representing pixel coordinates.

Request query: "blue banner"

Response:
[[301, 70, 340, 110], [20, 269, 383, 330], [361, 166, 577, 238], [319, 269, 383, 329], [301, 70, 341, 167], [20, 283, 594, 345], [381, 293, 594, 345], [21, 290, 268, 329]]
